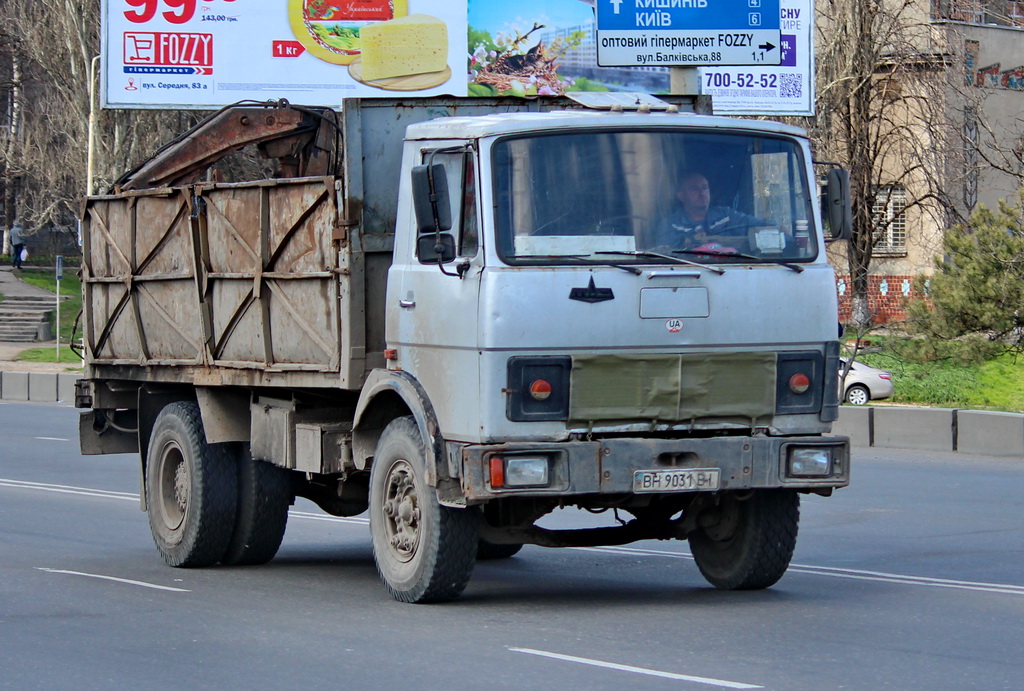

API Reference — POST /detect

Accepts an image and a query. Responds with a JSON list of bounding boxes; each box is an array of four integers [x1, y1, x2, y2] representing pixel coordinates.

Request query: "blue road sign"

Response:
[[596, 0, 782, 67]]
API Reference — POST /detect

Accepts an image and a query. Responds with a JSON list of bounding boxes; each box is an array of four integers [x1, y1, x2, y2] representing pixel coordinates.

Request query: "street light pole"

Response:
[[86, 55, 101, 197]]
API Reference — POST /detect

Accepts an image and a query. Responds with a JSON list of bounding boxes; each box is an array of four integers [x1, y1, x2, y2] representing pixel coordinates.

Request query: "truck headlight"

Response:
[[788, 447, 833, 477], [488, 455, 550, 488]]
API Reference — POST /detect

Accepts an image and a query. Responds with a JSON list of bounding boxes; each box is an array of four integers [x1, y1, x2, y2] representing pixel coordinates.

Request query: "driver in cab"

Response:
[[648, 171, 766, 252]]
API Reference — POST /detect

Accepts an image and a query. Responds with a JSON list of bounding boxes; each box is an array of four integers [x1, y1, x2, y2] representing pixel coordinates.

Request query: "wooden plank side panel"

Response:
[[87, 282, 138, 361], [202, 179, 340, 371], [83, 198, 131, 361], [209, 279, 265, 363], [266, 181, 339, 368], [84, 192, 202, 364], [133, 194, 203, 362], [204, 185, 264, 365]]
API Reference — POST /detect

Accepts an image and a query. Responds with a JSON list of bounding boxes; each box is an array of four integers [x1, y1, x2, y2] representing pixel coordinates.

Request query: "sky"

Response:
[[467, 0, 595, 35]]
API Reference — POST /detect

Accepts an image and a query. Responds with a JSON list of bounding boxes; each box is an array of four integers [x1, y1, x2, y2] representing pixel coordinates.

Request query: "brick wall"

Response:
[[835, 274, 921, 324]]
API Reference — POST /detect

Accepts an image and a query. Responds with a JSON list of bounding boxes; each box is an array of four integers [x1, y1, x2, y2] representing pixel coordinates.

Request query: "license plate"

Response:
[[633, 468, 720, 493]]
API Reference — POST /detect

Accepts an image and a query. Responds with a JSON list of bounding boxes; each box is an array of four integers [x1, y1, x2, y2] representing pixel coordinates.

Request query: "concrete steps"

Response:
[[0, 295, 56, 342]]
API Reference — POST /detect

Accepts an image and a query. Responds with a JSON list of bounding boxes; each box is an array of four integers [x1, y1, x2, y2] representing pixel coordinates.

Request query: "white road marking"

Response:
[[786, 564, 1024, 595], [35, 567, 190, 592], [35, 437, 70, 441], [6, 478, 1023, 596], [0, 478, 137, 502], [289, 510, 368, 526], [510, 647, 762, 689], [577, 545, 1024, 596]]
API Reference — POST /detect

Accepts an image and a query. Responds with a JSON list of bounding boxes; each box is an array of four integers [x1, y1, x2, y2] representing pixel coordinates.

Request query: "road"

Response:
[[2, 401, 1022, 690]]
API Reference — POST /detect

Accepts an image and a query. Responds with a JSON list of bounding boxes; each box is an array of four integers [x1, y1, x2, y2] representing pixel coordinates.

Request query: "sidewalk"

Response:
[[0, 266, 82, 373]]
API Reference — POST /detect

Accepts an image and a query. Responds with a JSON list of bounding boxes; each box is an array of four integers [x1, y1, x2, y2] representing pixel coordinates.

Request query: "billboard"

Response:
[[101, 0, 812, 115], [102, 0, 467, 107], [697, 0, 814, 116]]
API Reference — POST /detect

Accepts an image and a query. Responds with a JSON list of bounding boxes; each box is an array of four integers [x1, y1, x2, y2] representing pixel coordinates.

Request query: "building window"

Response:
[[950, 0, 985, 22], [935, 0, 1024, 24], [1010, 0, 1024, 26], [872, 186, 907, 257]]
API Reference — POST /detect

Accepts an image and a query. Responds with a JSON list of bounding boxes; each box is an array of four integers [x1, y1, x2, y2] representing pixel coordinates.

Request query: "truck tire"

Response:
[[689, 490, 799, 590], [476, 540, 523, 560], [222, 447, 291, 566], [369, 416, 478, 603], [146, 401, 238, 567]]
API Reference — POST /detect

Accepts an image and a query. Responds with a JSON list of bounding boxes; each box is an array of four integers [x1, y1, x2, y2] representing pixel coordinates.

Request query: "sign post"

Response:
[[55, 256, 62, 359]]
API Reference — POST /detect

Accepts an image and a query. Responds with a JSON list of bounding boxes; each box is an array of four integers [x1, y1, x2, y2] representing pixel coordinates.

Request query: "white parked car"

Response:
[[839, 358, 894, 405]]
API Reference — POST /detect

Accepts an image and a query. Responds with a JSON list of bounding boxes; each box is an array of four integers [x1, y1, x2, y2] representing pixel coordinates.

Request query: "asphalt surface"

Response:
[[2, 402, 1023, 690]]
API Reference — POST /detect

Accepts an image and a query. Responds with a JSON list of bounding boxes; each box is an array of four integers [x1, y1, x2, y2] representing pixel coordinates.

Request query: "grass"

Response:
[[856, 347, 1024, 413], [14, 345, 84, 365]]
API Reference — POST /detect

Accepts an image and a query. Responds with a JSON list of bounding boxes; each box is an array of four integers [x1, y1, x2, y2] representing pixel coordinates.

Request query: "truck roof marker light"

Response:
[[789, 373, 811, 395], [489, 457, 505, 488], [384, 349, 398, 360], [529, 379, 552, 401]]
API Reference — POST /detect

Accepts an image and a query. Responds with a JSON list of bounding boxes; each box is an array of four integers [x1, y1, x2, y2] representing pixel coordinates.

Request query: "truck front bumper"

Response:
[[456, 435, 849, 503]]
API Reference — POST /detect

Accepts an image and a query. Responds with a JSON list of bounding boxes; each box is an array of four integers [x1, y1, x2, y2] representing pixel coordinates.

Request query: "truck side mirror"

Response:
[[411, 163, 452, 232], [417, 234, 456, 263], [823, 168, 853, 241]]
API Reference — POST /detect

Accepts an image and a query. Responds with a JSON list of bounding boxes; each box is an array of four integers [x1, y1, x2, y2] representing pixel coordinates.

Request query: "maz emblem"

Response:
[[569, 277, 614, 304]]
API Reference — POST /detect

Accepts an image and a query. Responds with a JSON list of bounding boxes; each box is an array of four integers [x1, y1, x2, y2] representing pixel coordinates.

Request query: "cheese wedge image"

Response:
[[360, 14, 449, 81]]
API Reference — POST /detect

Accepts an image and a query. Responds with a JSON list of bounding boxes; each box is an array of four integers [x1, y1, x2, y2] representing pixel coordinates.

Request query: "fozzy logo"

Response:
[[123, 32, 214, 71]]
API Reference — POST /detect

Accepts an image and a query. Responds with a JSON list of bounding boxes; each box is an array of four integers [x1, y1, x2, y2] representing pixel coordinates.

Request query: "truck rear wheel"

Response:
[[476, 540, 523, 560], [688, 490, 799, 590], [369, 417, 478, 603], [146, 401, 238, 567], [222, 447, 291, 566]]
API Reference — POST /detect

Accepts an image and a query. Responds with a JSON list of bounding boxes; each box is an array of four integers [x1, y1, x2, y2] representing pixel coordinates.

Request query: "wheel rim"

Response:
[[155, 441, 189, 531], [380, 459, 421, 563], [847, 386, 869, 405], [699, 496, 742, 544]]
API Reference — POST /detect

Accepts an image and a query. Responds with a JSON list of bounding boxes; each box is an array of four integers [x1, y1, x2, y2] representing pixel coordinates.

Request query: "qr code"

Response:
[[779, 73, 802, 98]]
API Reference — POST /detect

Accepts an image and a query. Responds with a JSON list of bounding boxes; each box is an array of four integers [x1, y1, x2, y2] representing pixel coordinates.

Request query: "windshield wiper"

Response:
[[595, 250, 725, 275], [516, 255, 643, 275], [673, 249, 804, 273]]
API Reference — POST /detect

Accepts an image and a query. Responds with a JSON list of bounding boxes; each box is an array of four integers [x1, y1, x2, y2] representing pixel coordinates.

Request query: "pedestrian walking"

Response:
[[10, 220, 24, 269]]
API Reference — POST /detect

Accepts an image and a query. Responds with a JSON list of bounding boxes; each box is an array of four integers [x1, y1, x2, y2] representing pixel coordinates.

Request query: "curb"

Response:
[[833, 405, 1023, 457], [0, 371, 80, 404]]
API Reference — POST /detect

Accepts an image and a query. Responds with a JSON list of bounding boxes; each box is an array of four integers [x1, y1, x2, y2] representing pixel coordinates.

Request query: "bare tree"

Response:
[[809, 0, 977, 328], [0, 0, 199, 253], [0, 36, 23, 252]]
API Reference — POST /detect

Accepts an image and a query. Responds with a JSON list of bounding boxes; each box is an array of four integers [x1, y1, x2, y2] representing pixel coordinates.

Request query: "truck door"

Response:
[[389, 148, 484, 439]]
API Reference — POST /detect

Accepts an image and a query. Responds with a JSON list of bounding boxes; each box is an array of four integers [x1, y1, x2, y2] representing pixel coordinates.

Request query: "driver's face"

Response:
[[678, 175, 711, 218]]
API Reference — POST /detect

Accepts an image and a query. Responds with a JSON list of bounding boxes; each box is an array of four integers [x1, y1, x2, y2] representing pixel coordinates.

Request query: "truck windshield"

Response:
[[491, 129, 816, 266]]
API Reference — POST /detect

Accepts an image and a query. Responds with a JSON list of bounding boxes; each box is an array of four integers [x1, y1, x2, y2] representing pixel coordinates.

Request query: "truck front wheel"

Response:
[[369, 417, 478, 603], [146, 401, 238, 567], [688, 490, 799, 590]]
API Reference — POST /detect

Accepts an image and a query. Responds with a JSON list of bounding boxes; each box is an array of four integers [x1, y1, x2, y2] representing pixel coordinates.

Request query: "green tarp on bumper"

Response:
[[569, 352, 777, 425]]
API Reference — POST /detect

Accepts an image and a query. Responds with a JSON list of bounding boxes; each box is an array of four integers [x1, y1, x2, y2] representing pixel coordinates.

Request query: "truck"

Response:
[[77, 96, 852, 603]]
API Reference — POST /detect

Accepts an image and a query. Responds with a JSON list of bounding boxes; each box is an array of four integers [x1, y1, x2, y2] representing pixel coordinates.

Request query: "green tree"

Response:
[[906, 190, 1024, 356]]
